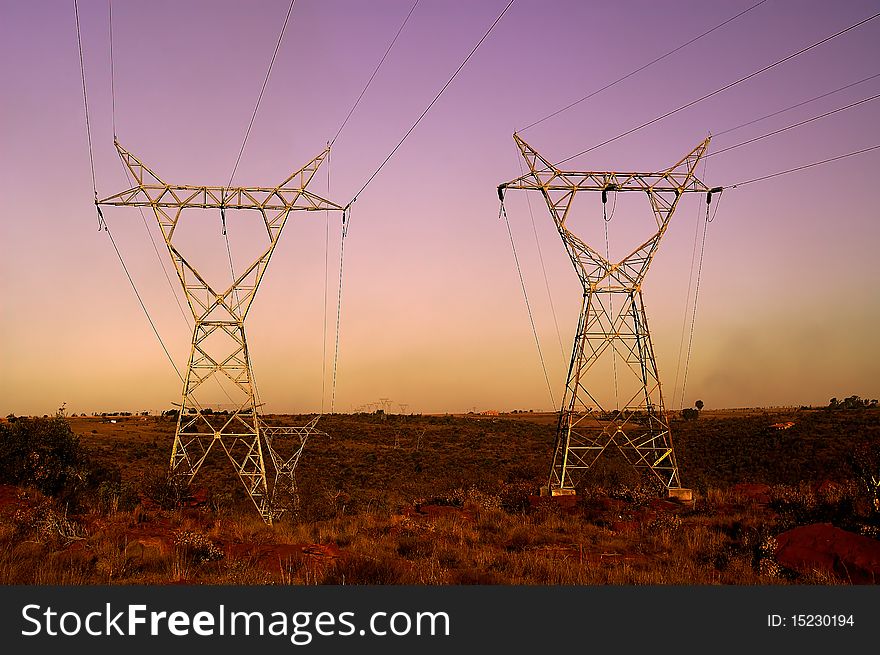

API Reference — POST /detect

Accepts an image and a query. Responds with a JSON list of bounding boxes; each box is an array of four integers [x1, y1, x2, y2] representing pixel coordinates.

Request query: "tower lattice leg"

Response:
[[548, 289, 681, 494], [170, 320, 271, 520]]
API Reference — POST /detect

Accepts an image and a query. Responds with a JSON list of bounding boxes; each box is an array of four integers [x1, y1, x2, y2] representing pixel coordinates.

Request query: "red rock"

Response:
[[648, 498, 682, 513], [302, 543, 341, 559], [775, 523, 880, 584]]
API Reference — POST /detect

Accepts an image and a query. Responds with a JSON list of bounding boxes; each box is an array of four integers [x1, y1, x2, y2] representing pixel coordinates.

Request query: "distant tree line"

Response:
[[828, 395, 878, 410], [161, 408, 236, 421]]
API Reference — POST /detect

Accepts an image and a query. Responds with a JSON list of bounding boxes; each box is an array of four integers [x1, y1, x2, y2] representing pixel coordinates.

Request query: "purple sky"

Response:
[[2, 0, 879, 416]]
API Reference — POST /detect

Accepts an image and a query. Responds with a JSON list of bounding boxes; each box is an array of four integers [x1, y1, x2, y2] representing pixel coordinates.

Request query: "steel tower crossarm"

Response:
[[99, 141, 344, 213], [500, 134, 712, 292], [499, 133, 711, 196], [99, 141, 343, 324]]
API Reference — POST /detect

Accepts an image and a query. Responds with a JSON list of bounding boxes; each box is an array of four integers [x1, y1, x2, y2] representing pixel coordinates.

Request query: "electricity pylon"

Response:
[[99, 141, 343, 522], [498, 134, 714, 501]]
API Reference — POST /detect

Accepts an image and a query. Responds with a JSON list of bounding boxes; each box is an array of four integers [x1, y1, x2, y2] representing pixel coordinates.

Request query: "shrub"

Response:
[[173, 530, 224, 564], [96, 480, 140, 513], [321, 555, 406, 585], [0, 416, 98, 499], [138, 470, 191, 510], [11, 492, 87, 546], [850, 442, 880, 514]]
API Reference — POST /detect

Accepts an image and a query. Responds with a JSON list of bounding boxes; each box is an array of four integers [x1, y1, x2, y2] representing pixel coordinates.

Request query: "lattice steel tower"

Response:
[[499, 134, 714, 501], [99, 142, 342, 521]]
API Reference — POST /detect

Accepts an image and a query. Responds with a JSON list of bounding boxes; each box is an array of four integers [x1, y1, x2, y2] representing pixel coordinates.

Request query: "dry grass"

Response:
[[0, 409, 876, 585], [0, 486, 825, 585]]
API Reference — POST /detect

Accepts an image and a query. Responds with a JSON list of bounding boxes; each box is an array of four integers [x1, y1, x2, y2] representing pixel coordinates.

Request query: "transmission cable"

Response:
[[714, 71, 880, 138], [516, 154, 566, 365], [103, 227, 185, 383], [727, 143, 880, 187], [223, 0, 297, 314], [76, 0, 184, 383], [106, 1, 191, 329], [499, 198, 556, 409], [108, 0, 117, 138], [227, 0, 297, 187], [679, 193, 719, 410], [330, 0, 420, 147], [348, 0, 515, 205], [74, 0, 98, 206], [550, 10, 880, 168], [708, 91, 880, 158], [329, 207, 350, 414], [222, 211, 242, 310], [319, 1, 423, 412], [671, 144, 880, 400], [327, 0, 515, 411], [321, 148, 331, 414], [519, 0, 770, 132], [117, 164, 193, 328], [671, 157, 709, 411], [602, 197, 620, 410]]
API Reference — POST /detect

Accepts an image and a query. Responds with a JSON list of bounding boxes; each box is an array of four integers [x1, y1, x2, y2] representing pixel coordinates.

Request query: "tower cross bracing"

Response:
[[99, 142, 343, 521], [499, 134, 711, 498]]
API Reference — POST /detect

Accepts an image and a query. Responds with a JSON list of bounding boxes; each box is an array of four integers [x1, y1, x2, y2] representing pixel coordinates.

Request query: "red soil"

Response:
[[775, 523, 880, 584], [731, 483, 772, 504]]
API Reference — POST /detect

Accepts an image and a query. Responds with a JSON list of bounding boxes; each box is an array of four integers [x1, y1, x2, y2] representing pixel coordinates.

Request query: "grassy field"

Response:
[[0, 408, 877, 584]]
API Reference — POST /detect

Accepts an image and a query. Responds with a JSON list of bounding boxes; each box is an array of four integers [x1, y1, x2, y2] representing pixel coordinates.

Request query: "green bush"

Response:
[[0, 417, 97, 499]]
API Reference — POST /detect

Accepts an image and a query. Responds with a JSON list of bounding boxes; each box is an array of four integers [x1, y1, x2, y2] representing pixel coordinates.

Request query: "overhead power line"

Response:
[[671, 157, 710, 412], [349, 0, 516, 205], [117, 163, 193, 329], [330, 0, 421, 147], [519, 0, 770, 132], [517, 154, 566, 365], [104, 226, 185, 383], [330, 206, 349, 415], [728, 144, 880, 187], [678, 196, 717, 415], [499, 200, 556, 409], [75, 0, 187, 383], [223, 0, 298, 333], [714, 71, 880, 137], [709, 91, 880, 158], [551, 10, 880, 168], [107, 1, 192, 330], [228, 0, 297, 186], [74, 0, 98, 199], [108, 0, 117, 138]]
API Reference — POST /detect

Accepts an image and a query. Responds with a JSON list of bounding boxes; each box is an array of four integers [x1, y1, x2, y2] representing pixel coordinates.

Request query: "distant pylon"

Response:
[[499, 134, 714, 500], [99, 142, 344, 521]]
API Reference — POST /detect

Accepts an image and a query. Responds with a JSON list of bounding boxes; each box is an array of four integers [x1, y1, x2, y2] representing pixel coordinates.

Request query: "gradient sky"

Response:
[[2, 0, 879, 416]]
